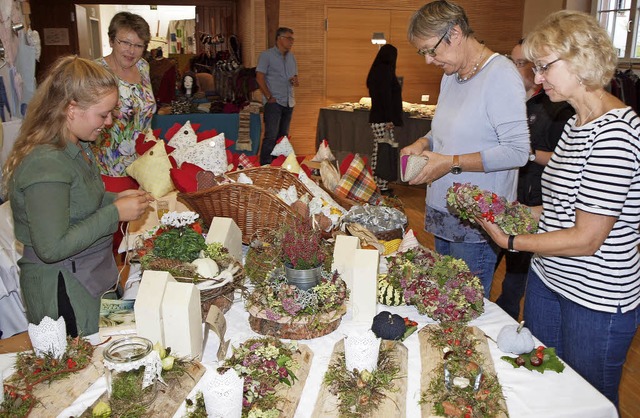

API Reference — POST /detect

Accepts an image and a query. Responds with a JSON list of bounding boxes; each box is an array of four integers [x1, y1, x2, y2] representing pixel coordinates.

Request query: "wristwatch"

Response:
[[450, 155, 462, 175], [529, 150, 536, 162]]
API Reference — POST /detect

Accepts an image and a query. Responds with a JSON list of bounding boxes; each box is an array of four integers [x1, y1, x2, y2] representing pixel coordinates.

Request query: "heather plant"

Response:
[[281, 218, 326, 270]]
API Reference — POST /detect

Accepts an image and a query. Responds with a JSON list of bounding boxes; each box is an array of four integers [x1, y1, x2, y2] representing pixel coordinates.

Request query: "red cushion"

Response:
[[136, 133, 174, 156], [169, 162, 204, 193], [299, 163, 312, 178], [270, 155, 286, 167], [134, 130, 162, 155], [101, 175, 139, 193], [196, 129, 218, 142]]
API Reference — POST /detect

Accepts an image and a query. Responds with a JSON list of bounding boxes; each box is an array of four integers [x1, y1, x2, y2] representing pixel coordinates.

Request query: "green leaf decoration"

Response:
[[501, 347, 565, 373]]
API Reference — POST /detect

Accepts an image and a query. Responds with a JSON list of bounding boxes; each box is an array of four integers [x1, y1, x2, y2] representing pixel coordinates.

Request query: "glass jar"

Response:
[[443, 359, 483, 393], [103, 336, 158, 406]]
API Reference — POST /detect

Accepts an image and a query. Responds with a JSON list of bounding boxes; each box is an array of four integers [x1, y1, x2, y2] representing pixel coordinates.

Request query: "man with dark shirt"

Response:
[[496, 40, 575, 320]]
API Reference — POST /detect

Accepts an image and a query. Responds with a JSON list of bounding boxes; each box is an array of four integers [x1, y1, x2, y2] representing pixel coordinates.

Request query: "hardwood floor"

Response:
[[392, 182, 640, 418]]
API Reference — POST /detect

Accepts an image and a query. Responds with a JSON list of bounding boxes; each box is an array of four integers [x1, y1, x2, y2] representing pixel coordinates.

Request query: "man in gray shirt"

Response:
[[256, 27, 299, 165]]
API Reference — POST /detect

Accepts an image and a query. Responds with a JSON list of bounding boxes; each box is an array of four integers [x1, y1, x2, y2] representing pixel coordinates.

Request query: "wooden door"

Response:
[[75, 4, 91, 59]]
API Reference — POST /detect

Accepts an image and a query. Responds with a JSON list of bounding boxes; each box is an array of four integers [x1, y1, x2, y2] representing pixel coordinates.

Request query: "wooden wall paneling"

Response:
[[279, 0, 324, 155], [265, 0, 280, 48], [392, 9, 443, 105], [325, 8, 391, 103]]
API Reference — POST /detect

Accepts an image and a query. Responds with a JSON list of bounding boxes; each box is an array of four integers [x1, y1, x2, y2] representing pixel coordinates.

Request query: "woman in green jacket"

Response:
[[2, 56, 152, 336]]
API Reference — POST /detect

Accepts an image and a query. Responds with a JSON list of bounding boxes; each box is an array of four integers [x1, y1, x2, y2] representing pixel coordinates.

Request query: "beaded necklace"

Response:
[[457, 44, 486, 82]]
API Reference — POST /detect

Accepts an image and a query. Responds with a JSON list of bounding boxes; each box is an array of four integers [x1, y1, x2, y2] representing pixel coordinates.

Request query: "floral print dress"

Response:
[[92, 57, 156, 176]]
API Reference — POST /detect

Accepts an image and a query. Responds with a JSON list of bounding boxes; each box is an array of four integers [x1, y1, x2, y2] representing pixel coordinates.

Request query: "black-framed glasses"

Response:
[[532, 58, 561, 75], [417, 30, 448, 57], [115, 38, 146, 51], [280, 35, 295, 42]]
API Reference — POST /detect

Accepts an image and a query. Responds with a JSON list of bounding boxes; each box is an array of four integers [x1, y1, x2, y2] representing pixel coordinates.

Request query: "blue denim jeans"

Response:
[[524, 269, 640, 407], [260, 102, 293, 165], [434, 237, 498, 297]]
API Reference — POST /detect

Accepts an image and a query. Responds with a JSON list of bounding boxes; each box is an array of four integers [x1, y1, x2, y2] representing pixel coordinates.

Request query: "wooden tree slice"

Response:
[[247, 304, 346, 340], [312, 339, 408, 418], [81, 360, 206, 417], [275, 344, 314, 417], [26, 347, 105, 417], [419, 325, 508, 418]]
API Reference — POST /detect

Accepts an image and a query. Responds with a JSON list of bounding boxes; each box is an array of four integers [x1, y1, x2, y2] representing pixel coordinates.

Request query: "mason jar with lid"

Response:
[[103, 336, 161, 406]]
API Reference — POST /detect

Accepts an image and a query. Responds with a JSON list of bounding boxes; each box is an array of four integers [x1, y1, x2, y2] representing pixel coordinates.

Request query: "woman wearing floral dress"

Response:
[[92, 12, 156, 177]]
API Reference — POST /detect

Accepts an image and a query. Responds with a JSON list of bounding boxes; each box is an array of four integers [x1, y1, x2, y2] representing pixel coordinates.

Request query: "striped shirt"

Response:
[[531, 107, 640, 313]]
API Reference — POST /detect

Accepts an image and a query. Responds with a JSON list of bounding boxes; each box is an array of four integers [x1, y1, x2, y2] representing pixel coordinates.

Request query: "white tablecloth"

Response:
[[0, 296, 617, 418]]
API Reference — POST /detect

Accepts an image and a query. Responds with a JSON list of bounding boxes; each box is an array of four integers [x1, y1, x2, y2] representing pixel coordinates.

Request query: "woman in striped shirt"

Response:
[[479, 11, 640, 407]]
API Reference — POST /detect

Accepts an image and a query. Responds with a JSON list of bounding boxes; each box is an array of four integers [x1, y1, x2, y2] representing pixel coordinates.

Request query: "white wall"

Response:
[[522, 0, 592, 35], [98, 5, 195, 57]]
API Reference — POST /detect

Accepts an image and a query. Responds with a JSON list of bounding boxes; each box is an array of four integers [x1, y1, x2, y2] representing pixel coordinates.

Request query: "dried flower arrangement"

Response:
[[1, 337, 94, 417], [323, 344, 401, 418], [446, 182, 538, 235], [83, 343, 200, 418], [422, 326, 507, 418], [219, 337, 300, 417], [385, 247, 484, 324]]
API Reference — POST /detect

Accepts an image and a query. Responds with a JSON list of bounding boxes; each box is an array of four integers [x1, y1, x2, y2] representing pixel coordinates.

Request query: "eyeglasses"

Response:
[[115, 38, 146, 51], [417, 30, 448, 57], [532, 58, 561, 75], [280, 35, 295, 42]]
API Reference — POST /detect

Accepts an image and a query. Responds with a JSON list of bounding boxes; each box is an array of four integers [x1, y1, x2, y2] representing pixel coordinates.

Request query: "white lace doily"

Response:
[[104, 350, 163, 390], [344, 330, 381, 373], [28, 316, 67, 360], [203, 368, 244, 418]]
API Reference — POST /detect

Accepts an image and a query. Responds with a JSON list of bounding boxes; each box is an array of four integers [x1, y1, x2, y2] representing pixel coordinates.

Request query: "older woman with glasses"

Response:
[[400, 0, 529, 296], [92, 11, 156, 177], [478, 11, 640, 407]]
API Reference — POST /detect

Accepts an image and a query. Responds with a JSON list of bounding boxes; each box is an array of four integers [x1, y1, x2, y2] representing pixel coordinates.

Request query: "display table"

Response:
[[152, 112, 261, 156], [316, 108, 431, 162], [0, 298, 617, 418]]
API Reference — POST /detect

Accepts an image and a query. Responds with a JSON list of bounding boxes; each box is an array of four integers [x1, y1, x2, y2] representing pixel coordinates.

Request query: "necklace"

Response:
[[577, 91, 605, 126], [457, 44, 486, 82]]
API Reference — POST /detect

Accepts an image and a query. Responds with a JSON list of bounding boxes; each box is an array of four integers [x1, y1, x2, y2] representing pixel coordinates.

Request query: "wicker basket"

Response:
[[178, 183, 301, 244], [174, 261, 245, 321], [178, 167, 314, 244], [226, 166, 313, 197]]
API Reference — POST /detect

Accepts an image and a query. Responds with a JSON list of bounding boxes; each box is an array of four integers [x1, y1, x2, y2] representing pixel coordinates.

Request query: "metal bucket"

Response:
[[284, 265, 322, 291]]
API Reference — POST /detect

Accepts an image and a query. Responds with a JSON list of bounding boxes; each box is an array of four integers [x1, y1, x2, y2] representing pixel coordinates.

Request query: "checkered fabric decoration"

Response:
[[334, 153, 381, 204], [238, 153, 258, 169]]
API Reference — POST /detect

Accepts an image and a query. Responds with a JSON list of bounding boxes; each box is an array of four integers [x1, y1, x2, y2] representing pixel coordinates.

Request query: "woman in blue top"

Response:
[[401, 0, 529, 296]]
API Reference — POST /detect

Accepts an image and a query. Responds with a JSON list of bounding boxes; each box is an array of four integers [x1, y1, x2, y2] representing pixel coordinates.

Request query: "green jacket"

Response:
[[9, 140, 120, 335]]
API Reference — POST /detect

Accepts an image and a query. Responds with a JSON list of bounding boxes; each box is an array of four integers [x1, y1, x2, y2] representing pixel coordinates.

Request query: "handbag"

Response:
[[400, 154, 429, 182]]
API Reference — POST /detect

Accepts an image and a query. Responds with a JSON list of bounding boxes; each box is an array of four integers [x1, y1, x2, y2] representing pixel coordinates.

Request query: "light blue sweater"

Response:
[[425, 53, 530, 215]]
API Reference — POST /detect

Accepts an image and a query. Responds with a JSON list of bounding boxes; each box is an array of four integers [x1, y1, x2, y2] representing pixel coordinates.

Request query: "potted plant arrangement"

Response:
[[281, 217, 327, 291], [135, 211, 244, 316], [245, 266, 349, 339]]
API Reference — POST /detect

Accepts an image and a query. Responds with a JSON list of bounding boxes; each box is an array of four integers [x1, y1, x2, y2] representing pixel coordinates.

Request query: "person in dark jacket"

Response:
[[495, 39, 574, 320], [366, 44, 403, 193]]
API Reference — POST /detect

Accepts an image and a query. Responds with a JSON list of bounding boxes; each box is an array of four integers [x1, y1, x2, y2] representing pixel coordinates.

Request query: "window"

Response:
[[595, 0, 640, 59]]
